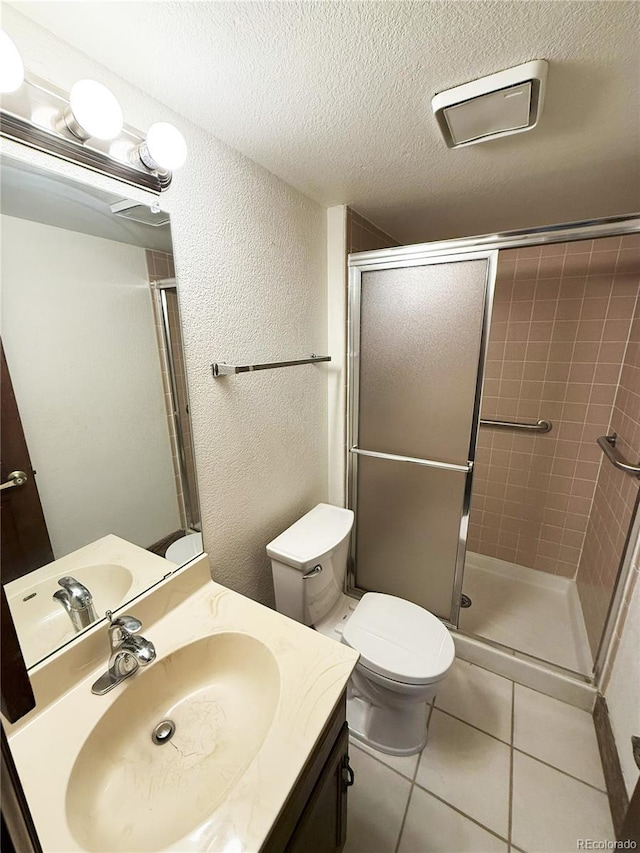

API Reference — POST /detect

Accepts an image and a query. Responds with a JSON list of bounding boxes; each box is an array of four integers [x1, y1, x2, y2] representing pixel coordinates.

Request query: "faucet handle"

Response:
[[106, 611, 142, 634], [106, 611, 143, 652]]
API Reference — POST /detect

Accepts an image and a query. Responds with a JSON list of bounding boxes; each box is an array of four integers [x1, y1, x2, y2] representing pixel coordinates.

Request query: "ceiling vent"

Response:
[[431, 60, 548, 149], [110, 199, 170, 226]]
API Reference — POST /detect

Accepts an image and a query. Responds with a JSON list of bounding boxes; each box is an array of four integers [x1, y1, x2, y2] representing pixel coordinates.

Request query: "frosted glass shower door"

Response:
[[348, 252, 495, 625]]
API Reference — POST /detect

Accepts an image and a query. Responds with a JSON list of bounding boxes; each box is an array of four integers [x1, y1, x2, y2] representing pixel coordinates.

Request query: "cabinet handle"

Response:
[[342, 756, 355, 788]]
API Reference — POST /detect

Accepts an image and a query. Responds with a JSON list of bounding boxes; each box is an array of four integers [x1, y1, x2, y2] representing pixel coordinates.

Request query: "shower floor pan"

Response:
[[460, 551, 593, 675]]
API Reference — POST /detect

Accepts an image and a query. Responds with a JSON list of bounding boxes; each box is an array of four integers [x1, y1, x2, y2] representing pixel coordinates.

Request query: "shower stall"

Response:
[[346, 215, 640, 687], [152, 279, 201, 534], [145, 250, 201, 541]]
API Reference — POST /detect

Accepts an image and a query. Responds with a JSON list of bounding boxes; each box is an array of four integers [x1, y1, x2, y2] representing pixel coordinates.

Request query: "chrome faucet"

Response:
[[53, 576, 98, 633], [91, 611, 156, 695]]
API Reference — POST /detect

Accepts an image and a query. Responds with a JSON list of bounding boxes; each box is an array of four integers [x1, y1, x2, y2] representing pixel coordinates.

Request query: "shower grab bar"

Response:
[[349, 446, 472, 474], [597, 434, 640, 478], [480, 418, 552, 433], [212, 354, 331, 377]]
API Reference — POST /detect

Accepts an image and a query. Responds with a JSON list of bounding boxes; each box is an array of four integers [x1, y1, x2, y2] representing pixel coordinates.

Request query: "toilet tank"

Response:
[[266, 504, 354, 626]]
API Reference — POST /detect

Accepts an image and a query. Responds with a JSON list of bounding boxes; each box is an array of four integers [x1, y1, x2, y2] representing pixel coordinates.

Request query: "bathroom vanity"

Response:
[[3, 555, 359, 852], [263, 693, 350, 853]]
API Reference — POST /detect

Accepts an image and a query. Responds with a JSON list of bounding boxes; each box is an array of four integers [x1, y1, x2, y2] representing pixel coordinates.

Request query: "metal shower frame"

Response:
[[153, 277, 200, 533], [347, 249, 498, 630], [346, 212, 640, 684]]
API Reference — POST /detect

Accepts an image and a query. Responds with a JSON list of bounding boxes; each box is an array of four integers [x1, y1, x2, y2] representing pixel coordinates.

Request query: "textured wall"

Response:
[[2, 215, 180, 557], [3, 7, 328, 606], [327, 206, 348, 507], [469, 236, 639, 579], [327, 207, 399, 506]]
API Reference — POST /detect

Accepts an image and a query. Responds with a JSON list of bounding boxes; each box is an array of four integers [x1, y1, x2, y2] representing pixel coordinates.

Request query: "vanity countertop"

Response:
[[5, 556, 360, 852], [5, 534, 175, 668]]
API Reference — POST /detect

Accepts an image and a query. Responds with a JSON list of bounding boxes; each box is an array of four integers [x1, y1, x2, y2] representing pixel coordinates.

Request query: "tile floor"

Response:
[[343, 659, 613, 853], [460, 553, 593, 674]]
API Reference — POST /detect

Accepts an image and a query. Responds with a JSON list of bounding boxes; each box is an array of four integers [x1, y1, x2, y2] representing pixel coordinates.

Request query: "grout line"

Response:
[[508, 679, 515, 847], [349, 699, 436, 786], [412, 702, 513, 845], [432, 706, 511, 747], [478, 239, 635, 580], [396, 702, 436, 851], [573, 265, 616, 580], [425, 698, 436, 738], [451, 658, 516, 682], [348, 739, 418, 784], [512, 747, 609, 794], [410, 783, 511, 846], [394, 778, 414, 853]]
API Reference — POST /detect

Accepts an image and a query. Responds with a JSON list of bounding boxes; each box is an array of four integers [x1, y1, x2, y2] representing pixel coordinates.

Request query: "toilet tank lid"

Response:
[[342, 593, 455, 685], [266, 503, 354, 570]]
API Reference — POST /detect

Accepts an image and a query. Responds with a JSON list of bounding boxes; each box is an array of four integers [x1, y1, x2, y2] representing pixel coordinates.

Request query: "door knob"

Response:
[[0, 470, 28, 491]]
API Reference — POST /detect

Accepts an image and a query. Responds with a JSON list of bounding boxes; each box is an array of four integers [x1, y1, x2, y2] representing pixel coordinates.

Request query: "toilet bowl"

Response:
[[165, 532, 203, 565], [267, 503, 455, 755]]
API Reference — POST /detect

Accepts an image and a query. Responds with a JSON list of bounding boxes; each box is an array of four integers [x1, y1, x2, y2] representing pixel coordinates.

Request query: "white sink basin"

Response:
[[67, 633, 280, 852]]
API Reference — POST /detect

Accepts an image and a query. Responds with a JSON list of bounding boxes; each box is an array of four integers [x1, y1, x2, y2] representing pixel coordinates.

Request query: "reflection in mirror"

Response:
[[0, 157, 202, 668]]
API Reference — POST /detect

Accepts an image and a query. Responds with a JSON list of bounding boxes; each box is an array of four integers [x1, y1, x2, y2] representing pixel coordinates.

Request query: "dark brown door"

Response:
[[1, 341, 54, 585]]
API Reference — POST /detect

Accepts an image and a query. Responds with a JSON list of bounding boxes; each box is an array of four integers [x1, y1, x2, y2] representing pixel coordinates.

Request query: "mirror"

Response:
[[0, 157, 202, 668]]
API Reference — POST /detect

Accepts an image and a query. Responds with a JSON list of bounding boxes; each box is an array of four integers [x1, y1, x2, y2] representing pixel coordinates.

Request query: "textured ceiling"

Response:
[[10, 1, 640, 243]]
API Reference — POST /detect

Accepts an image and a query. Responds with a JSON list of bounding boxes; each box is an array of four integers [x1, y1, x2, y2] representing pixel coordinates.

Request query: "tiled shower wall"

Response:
[[468, 235, 640, 581], [577, 282, 640, 655], [160, 288, 201, 529], [347, 208, 399, 254]]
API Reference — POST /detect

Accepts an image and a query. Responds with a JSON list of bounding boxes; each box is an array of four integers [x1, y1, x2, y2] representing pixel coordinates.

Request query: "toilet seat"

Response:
[[342, 592, 455, 685]]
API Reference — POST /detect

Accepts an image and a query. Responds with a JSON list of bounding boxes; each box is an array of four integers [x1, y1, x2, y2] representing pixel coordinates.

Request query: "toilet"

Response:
[[165, 532, 203, 565], [267, 503, 455, 755]]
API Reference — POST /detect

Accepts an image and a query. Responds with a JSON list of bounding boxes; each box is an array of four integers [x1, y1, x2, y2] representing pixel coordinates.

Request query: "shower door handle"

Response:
[[349, 447, 472, 474]]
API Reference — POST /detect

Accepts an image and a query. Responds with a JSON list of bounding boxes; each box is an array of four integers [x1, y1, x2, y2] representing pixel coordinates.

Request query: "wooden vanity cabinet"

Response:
[[262, 690, 353, 853]]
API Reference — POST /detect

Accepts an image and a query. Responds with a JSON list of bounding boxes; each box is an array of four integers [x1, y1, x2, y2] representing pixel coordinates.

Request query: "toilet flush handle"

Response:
[[302, 564, 323, 580]]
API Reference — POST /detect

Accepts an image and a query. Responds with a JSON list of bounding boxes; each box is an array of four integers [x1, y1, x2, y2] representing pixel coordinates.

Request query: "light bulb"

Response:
[[138, 122, 187, 171], [58, 79, 123, 141], [0, 29, 24, 93]]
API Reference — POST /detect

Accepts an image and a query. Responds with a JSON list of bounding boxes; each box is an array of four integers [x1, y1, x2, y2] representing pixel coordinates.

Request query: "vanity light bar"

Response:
[[0, 30, 24, 93], [0, 29, 187, 194], [0, 109, 169, 194]]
